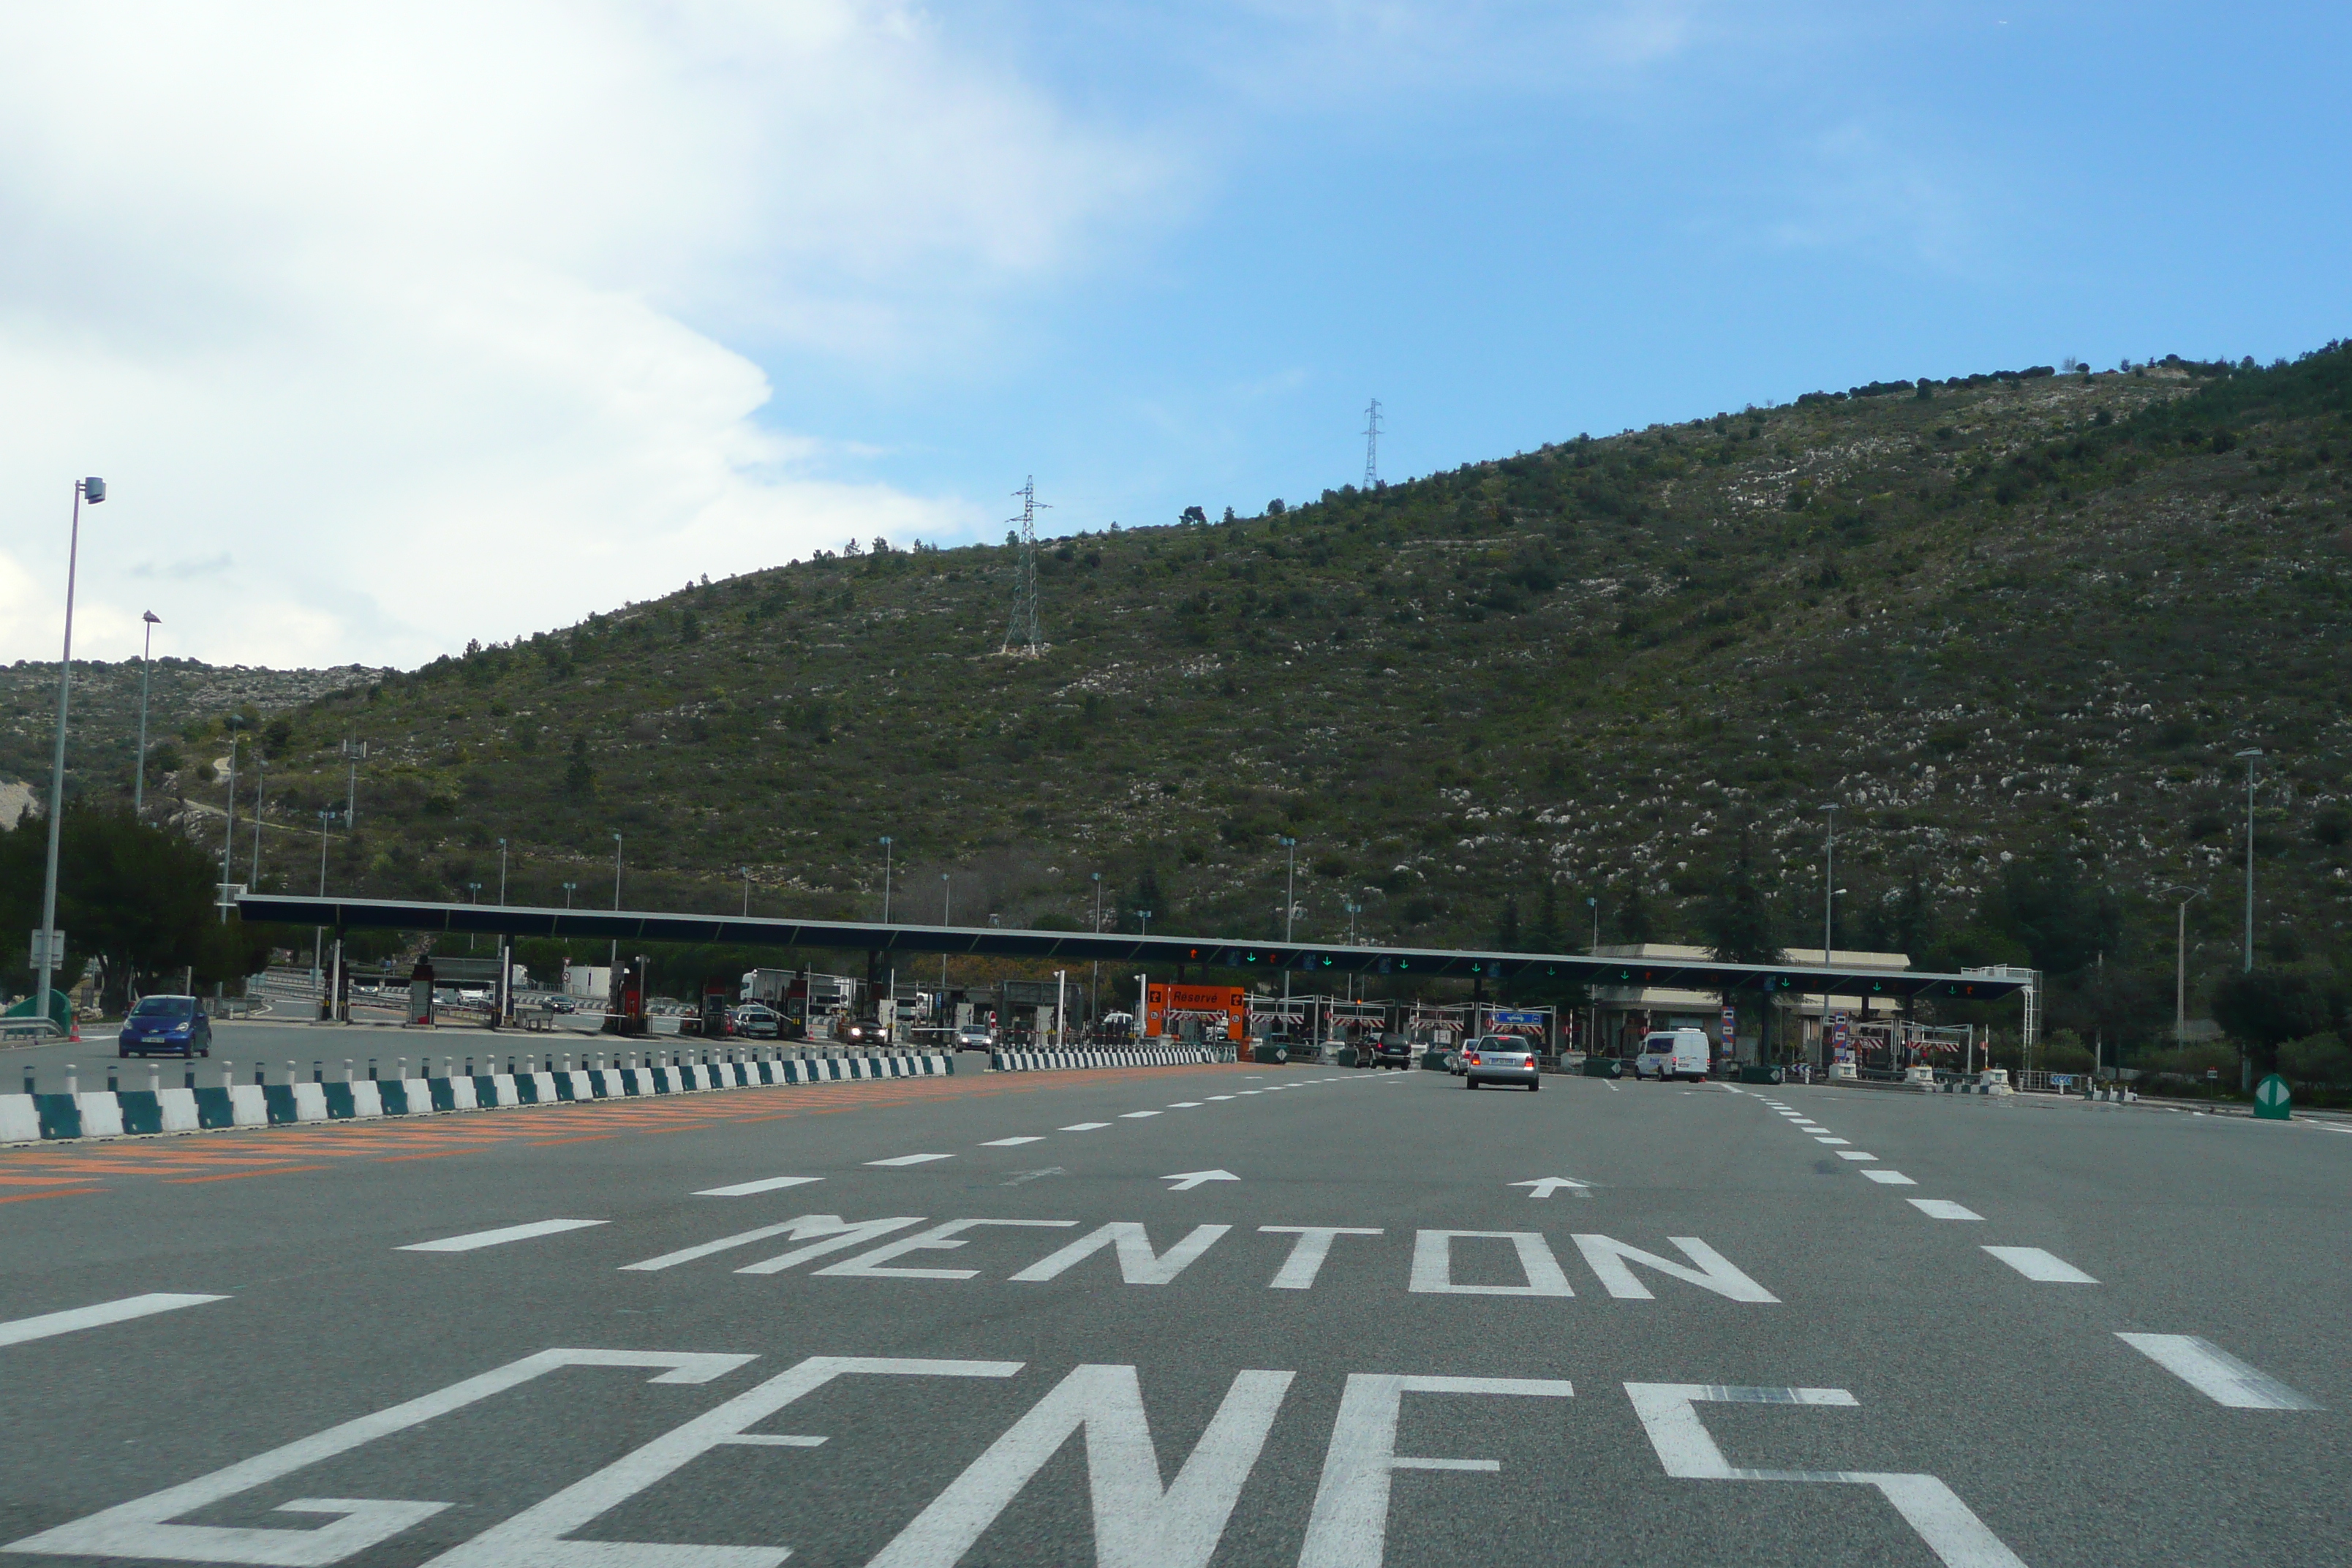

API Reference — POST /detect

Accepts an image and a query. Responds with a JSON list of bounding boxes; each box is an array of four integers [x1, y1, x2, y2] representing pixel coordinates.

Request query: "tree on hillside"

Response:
[[1975, 852, 2122, 979], [1605, 883, 1655, 946], [1701, 821, 1783, 967], [2212, 968, 2341, 1079], [0, 806, 272, 1008]]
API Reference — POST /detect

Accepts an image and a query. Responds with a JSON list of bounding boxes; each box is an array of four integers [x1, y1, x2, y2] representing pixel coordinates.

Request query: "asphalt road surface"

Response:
[[1, 1062, 2344, 1566]]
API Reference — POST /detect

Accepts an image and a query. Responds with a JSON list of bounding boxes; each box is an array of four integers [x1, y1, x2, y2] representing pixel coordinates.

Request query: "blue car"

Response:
[[118, 995, 212, 1058]]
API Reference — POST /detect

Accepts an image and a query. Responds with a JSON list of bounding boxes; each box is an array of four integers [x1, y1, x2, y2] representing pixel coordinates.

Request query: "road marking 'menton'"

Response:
[[1861, 1170, 1917, 1186], [1982, 1246, 2097, 1284], [1907, 1199, 1983, 1221], [399, 1218, 607, 1253], [695, 1176, 825, 1197], [866, 1153, 955, 1166], [0, 1292, 227, 1348], [2115, 1334, 2320, 1409]]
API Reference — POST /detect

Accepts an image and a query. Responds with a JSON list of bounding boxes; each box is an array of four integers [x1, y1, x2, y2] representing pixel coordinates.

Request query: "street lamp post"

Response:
[[1090, 872, 1104, 1036], [1587, 895, 1599, 953], [562, 881, 578, 911], [132, 610, 159, 817], [741, 864, 753, 918], [249, 750, 266, 886], [611, 832, 623, 970], [33, 478, 102, 1030], [312, 807, 340, 1000], [1137, 908, 1153, 936], [2234, 750, 2263, 971], [218, 734, 241, 924], [1278, 835, 1297, 1021], [878, 837, 893, 922], [1817, 804, 1837, 1068], [497, 840, 508, 905], [2160, 886, 2204, 1045]]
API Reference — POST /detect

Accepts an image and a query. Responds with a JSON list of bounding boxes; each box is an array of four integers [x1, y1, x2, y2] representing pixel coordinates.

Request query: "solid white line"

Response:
[[399, 1218, 607, 1253], [1836, 1151, 1877, 1161], [695, 1175, 825, 1196], [1120, 1110, 1162, 1118], [2115, 1334, 2320, 1409], [865, 1153, 955, 1166], [1907, 1199, 1983, 1221], [0, 1292, 227, 1348], [1983, 1246, 2097, 1284], [1861, 1169, 1917, 1186], [979, 1137, 1045, 1147]]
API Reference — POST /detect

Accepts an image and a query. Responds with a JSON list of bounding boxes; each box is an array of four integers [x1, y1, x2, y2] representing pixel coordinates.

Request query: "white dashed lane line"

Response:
[[0, 1292, 227, 1348], [399, 1218, 607, 1253], [1119, 1111, 1162, 1119], [865, 1153, 955, 1166], [1983, 1246, 2098, 1284], [1059, 1123, 1111, 1131], [696, 1175, 824, 1197], [1836, 1151, 1877, 1161], [2116, 1334, 2320, 1409], [979, 1137, 1045, 1147], [1907, 1199, 1984, 1221], [1861, 1170, 1917, 1186]]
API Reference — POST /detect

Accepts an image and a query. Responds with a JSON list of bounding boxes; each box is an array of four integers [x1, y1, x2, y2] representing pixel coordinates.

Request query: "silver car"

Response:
[[1462, 1035, 1540, 1091]]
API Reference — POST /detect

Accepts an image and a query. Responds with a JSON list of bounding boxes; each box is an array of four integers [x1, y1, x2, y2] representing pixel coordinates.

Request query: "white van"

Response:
[[1636, 1028, 1711, 1082]]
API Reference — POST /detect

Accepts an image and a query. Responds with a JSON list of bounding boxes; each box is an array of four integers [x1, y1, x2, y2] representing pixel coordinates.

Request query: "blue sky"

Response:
[[1, 2, 2345, 668]]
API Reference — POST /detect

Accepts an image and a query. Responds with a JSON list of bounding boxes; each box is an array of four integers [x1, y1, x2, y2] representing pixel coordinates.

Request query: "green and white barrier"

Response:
[[0, 1053, 954, 1145], [990, 1047, 1221, 1072]]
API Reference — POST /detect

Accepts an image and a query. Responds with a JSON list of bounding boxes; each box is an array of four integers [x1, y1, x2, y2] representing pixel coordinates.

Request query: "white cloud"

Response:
[[0, 1, 1173, 668]]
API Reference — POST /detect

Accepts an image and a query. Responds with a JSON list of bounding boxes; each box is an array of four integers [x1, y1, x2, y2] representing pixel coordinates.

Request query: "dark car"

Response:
[[118, 995, 211, 1058], [1373, 1035, 1414, 1070]]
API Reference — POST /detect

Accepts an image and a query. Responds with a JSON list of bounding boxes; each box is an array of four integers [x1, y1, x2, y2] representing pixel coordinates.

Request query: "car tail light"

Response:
[[1466, 1055, 1480, 1066]]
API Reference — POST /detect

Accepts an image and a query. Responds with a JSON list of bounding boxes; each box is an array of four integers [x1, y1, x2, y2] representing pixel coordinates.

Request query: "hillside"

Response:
[[20, 344, 2352, 1048]]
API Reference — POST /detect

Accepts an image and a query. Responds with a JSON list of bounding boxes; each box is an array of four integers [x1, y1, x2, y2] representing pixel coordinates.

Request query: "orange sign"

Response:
[[1145, 983, 1248, 1041]]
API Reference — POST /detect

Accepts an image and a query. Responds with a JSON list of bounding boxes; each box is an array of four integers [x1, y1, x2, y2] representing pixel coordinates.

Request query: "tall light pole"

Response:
[[249, 749, 266, 885], [2234, 750, 2263, 971], [610, 832, 623, 970], [1588, 894, 1599, 952], [741, 864, 753, 918], [1090, 872, 1104, 1034], [1278, 834, 1297, 1023], [878, 837, 893, 921], [1344, 899, 1362, 946], [342, 737, 366, 827], [132, 610, 159, 817], [1137, 908, 1153, 936], [2160, 886, 2204, 1044], [939, 872, 951, 992], [497, 840, 508, 905], [313, 807, 340, 1000], [562, 881, 578, 911], [1817, 803, 1837, 1067], [217, 734, 241, 924], [34, 477, 104, 1027]]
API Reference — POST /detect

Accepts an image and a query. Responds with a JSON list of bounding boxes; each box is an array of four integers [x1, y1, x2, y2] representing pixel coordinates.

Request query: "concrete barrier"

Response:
[[0, 1053, 954, 1145]]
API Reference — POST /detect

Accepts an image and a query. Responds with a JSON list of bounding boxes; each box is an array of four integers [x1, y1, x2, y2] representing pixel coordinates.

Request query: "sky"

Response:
[[1, 1, 2345, 671]]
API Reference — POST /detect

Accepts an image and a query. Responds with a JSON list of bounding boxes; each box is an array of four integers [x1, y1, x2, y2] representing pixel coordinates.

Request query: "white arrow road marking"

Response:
[[1509, 1178, 1593, 1198], [1161, 1169, 1240, 1191], [696, 1176, 824, 1196], [2115, 1334, 2321, 1410], [399, 1219, 606, 1253], [0, 1292, 227, 1348], [867, 1153, 954, 1166]]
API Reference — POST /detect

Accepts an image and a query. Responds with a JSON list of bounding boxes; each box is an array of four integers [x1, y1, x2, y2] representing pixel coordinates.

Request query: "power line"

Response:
[[1362, 398, 1382, 489], [1000, 475, 1049, 657]]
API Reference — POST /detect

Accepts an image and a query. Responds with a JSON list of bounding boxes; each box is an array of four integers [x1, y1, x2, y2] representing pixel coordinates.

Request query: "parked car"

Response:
[[1461, 1035, 1539, 1091], [118, 995, 211, 1058]]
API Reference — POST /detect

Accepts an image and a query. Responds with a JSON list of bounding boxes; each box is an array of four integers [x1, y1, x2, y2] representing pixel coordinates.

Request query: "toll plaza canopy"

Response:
[[238, 893, 2028, 1007]]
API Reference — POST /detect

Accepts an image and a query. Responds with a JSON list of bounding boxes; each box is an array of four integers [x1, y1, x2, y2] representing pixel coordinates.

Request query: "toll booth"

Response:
[[601, 956, 648, 1036], [407, 957, 435, 1027]]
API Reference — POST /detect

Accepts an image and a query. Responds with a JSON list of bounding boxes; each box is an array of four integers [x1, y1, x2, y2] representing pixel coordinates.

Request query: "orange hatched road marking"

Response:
[[0, 1064, 1246, 1187]]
